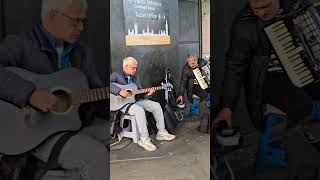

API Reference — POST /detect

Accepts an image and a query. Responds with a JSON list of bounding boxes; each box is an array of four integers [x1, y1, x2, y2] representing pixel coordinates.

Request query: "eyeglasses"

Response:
[[128, 65, 137, 70], [55, 11, 87, 28]]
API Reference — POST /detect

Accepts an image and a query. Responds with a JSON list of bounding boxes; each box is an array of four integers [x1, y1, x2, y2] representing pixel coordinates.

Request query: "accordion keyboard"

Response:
[[193, 68, 209, 89], [265, 20, 315, 88]]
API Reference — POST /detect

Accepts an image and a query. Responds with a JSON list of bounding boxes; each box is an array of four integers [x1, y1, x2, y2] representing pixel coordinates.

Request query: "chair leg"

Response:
[[130, 117, 139, 143], [120, 117, 124, 129], [120, 115, 139, 144]]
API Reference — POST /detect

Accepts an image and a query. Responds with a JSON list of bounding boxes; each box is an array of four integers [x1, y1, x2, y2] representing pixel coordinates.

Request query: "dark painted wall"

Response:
[[1, 0, 41, 36], [111, 0, 200, 90], [0, 0, 4, 38], [212, 0, 255, 130], [0, 0, 109, 83], [178, 0, 200, 79]]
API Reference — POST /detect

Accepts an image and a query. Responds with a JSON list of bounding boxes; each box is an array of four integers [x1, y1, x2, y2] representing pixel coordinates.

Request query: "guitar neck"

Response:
[[133, 86, 163, 95], [71, 87, 109, 104]]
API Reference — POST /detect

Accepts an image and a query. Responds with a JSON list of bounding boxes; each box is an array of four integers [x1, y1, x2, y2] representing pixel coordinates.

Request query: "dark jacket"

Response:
[[178, 58, 208, 102], [221, 0, 310, 130], [0, 24, 104, 125]]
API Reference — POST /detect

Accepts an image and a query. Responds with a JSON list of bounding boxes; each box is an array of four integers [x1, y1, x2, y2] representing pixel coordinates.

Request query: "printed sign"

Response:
[[123, 0, 170, 46]]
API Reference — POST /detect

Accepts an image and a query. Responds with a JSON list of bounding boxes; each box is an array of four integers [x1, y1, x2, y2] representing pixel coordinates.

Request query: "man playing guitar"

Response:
[[0, 0, 108, 179], [110, 57, 175, 151]]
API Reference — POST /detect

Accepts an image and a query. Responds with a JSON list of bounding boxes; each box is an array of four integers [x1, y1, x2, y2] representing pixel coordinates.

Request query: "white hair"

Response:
[[41, 0, 88, 21], [123, 57, 138, 67], [186, 53, 198, 61]]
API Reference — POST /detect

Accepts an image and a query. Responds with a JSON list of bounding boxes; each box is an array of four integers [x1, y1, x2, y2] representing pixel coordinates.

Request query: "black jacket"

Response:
[[221, 0, 310, 130]]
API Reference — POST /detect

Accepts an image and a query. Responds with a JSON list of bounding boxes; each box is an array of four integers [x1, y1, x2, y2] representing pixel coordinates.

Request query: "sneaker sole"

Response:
[[156, 136, 176, 141], [138, 141, 157, 151]]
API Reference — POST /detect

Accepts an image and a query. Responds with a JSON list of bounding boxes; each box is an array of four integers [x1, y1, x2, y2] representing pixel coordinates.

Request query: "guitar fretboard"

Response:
[[71, 87, 109, 104], [134, 86, 163, 95]]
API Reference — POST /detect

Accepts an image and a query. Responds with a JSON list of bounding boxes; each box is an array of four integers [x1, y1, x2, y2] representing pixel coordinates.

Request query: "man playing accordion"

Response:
[[177, 53, 209, 117], [213, 0, 320, 178]]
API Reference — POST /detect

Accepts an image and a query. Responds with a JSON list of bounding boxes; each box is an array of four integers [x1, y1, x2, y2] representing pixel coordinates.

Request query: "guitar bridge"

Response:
[[23, 106, 32, 127]]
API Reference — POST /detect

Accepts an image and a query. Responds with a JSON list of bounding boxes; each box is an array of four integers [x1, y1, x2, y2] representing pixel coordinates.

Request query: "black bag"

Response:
[[146, 112, 158, 135], [0, 153, 37, 180], [163, 103, 179, 134], [163, 88, 184, 134], [286, 121, 320, 179], [146, 102, 181, 135], [145, 100, 179, 135]]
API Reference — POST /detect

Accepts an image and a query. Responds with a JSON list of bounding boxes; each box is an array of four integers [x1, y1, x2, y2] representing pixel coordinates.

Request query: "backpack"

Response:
[[0, 153, 37, 180]]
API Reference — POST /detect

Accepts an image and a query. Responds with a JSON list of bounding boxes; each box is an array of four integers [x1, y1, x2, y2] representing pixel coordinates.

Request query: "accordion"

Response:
[[193, 60, 210, 89], [264, 3, 320, 88]]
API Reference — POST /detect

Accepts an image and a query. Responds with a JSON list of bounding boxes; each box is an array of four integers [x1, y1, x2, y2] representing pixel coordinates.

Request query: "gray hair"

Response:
[[186, 53, 198, 60], [123, 57, 138, 67], [41, 0, 88, 21]]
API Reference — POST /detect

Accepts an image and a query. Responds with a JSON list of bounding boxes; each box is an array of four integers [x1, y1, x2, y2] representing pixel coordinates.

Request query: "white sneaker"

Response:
[[138, 137, 157, 151], [156, 130, 176, 141]]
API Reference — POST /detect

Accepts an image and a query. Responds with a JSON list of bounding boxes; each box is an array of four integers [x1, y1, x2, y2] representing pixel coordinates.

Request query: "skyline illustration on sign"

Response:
[[128, 20, 169, 36]]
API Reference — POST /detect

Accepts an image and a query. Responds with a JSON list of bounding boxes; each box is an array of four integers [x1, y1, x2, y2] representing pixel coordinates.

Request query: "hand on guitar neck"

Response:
[[146, 87, 156, 96], [119, 87, 156, 97], [29, 89, 57, 112]]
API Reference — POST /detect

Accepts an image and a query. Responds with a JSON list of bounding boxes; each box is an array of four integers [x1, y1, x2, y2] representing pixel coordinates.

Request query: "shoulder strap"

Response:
[[118, 103, 135, 120], [124, 103, 135, 115], [38, 131, 78, 177]]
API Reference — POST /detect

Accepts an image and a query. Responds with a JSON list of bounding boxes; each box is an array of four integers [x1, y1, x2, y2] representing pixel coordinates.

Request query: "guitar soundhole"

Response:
[[126, 90, 133, 97], [51, 90, 72, 113]]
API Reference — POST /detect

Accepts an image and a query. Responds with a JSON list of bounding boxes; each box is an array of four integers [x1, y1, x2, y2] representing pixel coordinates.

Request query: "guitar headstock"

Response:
[[161, 82, 173, 91]]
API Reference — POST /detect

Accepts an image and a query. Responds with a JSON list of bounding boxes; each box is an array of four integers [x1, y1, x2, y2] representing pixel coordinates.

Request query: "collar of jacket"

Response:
[[33, 23, 83, 70], [120, 70, 136, 82], [33, 23, 57, 54], [238, 4, 258, 21], [33, 23, 77, 55]]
